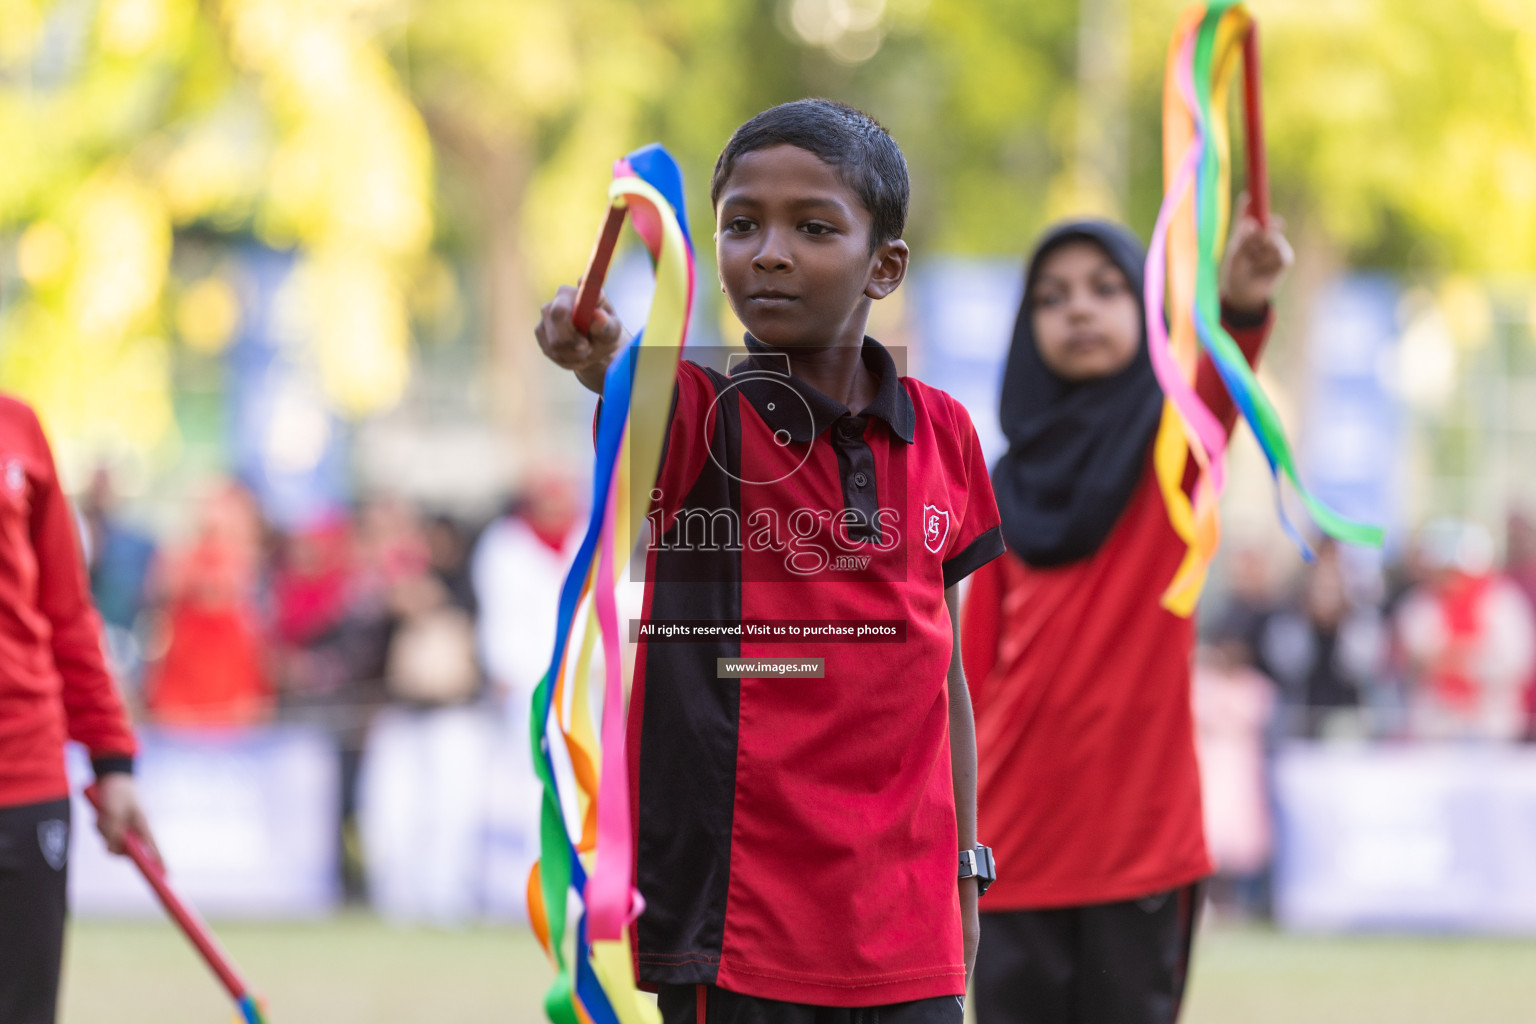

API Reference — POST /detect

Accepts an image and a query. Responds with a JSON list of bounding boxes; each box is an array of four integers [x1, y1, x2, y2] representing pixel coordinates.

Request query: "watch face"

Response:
[[975, 845, 996, 894], [961, 846, 995, 894]]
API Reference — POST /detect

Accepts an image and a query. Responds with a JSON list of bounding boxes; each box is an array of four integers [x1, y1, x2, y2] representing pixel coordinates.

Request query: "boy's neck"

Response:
[[750, 336, 881, 415]]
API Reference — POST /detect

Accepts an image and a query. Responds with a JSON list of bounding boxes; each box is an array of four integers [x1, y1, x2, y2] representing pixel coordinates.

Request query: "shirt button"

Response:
[[841, 421, 861, 439], [853, 472, 869, 487]]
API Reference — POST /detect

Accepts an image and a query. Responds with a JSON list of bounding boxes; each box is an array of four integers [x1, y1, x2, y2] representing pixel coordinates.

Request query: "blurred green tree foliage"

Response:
[[1, 0, 1531, 466], [1, 0, 434, 464]]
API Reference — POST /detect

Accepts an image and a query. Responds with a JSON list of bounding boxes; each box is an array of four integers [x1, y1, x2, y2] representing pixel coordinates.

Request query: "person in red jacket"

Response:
[[963, 214, 1291, 1024], [0, 394, 159, 1024]]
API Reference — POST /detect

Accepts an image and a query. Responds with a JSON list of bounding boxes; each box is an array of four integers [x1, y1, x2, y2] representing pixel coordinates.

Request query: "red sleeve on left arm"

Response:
[[1196, 304, 1274, 435], [26, 412, 137, 768]]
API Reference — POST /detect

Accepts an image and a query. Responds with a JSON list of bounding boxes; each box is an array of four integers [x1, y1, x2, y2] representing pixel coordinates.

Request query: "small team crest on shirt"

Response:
[[4, 459, 26, 497], [38, 819, 68, 871], [922, 504, 950, 555]]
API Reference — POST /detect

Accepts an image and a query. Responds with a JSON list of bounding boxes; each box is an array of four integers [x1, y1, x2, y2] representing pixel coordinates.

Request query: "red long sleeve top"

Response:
[[962, 312, 1271, 909], [0, 395, 136, 809]]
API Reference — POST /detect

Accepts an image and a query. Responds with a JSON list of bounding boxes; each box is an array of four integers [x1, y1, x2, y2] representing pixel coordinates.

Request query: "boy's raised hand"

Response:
[[536, 284, 628, 395], [1219, 205, 1294, 316]]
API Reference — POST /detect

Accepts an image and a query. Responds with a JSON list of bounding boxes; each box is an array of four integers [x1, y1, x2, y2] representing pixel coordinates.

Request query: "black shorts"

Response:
[[657, 984, 965, 1024], [0, 798, 71, 1024], [972, 883, 1202, 1024]]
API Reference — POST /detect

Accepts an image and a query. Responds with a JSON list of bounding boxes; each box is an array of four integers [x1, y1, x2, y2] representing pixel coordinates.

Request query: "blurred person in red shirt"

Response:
[[272, 515, 354, 658], [1506, 512, 1536, 741], [268, 514, 374, 900], [357, 501, 494, 924], [1396, 520, 1535, 742], [0, 394, 158, 1023], [144, 481, 271, 726]]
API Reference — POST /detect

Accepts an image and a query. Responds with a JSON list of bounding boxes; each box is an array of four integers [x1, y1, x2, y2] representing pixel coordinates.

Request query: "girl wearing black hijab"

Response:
[[963, 215, 1292, 1024]]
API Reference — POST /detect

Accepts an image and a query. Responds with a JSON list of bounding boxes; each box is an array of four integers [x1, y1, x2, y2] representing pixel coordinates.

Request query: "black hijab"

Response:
[[991, 219, 1164, 567]]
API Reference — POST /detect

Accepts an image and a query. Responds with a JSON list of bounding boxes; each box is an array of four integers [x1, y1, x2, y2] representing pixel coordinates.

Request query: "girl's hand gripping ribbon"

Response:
[[1145, 2, 1382, 617], [527, 144, 694, 1024]]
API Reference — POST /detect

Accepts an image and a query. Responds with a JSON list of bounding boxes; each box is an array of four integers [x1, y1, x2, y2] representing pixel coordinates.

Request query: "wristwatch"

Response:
[[959, 845, 996, 897]]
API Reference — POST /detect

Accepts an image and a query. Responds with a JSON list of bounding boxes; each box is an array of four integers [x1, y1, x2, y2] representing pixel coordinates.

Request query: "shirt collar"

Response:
[[731, 335, 916, 445]]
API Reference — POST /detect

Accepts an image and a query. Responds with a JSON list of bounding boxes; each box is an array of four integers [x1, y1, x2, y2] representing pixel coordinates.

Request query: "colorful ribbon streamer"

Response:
[[1145, 2, 1383, 617], [527, 144, 694, 1024]]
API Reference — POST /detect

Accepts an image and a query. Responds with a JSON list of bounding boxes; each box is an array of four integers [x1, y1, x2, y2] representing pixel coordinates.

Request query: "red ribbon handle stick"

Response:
[[1241, 22, 1269, 227], [84, 785, 268, 1024], [572, 202, 630, 335]]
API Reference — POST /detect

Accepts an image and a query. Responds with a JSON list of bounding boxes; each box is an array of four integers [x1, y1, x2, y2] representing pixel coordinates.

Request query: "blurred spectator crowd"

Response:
[[1193, 516, 1536, 922], [80, 466, 586, 925], [78, 466, 1536, 928]]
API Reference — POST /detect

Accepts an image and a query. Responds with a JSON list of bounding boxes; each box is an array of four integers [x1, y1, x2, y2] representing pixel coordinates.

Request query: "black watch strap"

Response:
[[959, 845, 996, 897]]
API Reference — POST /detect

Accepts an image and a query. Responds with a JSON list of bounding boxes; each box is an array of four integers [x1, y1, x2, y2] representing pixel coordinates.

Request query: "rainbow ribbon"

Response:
[[1145, 2, 1382, 617], [527, 144, 694, 1024]]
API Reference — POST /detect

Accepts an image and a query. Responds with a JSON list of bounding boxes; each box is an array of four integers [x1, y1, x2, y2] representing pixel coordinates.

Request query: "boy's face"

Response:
[[714, 144, 907, 349], [1030, 240, 1141, 381]]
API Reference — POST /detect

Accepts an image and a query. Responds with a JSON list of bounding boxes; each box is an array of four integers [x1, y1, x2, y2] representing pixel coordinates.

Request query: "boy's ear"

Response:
[[713, 228, 726, 292], [865, 239, 909, 300]]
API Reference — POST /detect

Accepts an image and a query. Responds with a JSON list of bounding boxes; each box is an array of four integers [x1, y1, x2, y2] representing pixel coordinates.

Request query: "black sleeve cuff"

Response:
[[942, 525, 1007, 589], [91, 755, 135, 778], [1220, 301, 1271, 330]]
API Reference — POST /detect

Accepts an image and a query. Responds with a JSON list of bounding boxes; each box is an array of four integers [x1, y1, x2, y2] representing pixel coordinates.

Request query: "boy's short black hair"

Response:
[[710, 99, 909, 251]]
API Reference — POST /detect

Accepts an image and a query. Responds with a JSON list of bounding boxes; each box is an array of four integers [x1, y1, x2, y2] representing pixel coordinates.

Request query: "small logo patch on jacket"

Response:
[[3, 459, 26, 498]]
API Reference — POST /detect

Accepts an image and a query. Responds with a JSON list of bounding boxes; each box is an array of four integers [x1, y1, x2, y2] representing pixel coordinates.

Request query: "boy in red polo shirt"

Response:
[[536, 99, 1005, 1023], [0, 393, 160, 1023], [962, 215, 1292, 1024]]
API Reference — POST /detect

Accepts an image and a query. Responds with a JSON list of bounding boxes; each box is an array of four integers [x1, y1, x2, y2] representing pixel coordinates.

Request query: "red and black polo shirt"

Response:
[[961, 312, 1271, 912], [626, 337, 1004, 1006]]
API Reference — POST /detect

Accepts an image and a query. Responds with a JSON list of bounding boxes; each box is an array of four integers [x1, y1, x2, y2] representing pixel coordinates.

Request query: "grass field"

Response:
[[61, 916, 1536, 1023]]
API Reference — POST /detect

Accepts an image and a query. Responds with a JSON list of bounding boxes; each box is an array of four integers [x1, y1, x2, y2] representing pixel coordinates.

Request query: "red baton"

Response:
[[572, 202, 630, 335], [1242, 23, 1270, 226], [84, 784, 266, 1021]]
